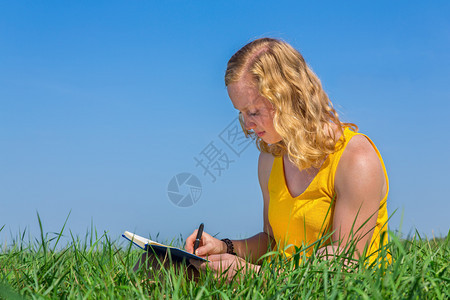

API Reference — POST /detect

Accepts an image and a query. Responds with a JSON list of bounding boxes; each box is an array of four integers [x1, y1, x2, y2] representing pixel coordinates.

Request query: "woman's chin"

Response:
[[261, 136, 282, 145]]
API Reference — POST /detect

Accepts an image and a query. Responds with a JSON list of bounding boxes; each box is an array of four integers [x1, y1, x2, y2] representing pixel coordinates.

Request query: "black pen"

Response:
[[193, 223, 204, 255]]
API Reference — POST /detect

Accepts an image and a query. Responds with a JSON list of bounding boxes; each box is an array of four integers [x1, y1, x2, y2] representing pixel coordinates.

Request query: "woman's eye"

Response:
[[248, 111, 259, 117]]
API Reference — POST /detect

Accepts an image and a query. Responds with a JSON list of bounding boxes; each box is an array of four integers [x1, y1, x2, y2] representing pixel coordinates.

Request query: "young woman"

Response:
[[186, 38, 389, 280]]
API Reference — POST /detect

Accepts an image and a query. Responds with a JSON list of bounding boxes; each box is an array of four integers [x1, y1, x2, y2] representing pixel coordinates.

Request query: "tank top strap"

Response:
[[326, 127, 361, 190]]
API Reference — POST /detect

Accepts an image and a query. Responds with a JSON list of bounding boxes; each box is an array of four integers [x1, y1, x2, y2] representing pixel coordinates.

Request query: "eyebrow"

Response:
[[234, 104, 249, 111], [234, 105, 250, 113]]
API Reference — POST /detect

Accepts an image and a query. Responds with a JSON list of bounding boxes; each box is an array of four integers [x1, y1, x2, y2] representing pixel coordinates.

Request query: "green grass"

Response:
[[0, 221, 449, 299]]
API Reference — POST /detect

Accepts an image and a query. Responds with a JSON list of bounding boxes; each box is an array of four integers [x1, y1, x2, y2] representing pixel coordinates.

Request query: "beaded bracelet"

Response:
[[221, 238, 237, 255]]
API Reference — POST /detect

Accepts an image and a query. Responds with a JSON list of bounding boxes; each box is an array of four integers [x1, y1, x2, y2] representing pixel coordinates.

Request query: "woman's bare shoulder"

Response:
[[341, 134, 380, 166], [335, 134, 386, 197], [258, 152, 275, 187], [258, 152, 275, 170]]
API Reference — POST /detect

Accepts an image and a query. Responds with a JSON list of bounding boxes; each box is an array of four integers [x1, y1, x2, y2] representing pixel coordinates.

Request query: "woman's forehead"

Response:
[[228, 81, 262, 111]]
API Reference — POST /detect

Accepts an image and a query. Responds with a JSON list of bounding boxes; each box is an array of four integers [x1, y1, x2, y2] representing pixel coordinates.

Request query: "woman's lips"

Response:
[[256, 131, 265, 137]]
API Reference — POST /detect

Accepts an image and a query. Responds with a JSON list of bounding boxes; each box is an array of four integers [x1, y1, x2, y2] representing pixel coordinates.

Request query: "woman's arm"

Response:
[[231, 152, 275, 263], [231, 232, 273, 264], [330, 134, 387, 258]]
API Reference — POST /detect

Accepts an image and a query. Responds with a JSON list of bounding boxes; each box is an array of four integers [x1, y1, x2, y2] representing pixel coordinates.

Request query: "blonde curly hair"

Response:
[[225, 38, 357, 170]]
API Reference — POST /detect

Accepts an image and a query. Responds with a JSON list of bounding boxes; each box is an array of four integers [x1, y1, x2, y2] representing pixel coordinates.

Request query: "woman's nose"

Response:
[[244, 118, 256, 130]]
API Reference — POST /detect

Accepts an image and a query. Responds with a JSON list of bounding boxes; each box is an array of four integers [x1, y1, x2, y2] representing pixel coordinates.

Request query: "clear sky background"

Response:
[[1, 1, 449, 246]]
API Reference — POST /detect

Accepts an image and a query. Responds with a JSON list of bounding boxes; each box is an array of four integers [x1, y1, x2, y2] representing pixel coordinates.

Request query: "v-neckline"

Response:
[[280, 127, 348, 199], [281, 155, 326, 199]]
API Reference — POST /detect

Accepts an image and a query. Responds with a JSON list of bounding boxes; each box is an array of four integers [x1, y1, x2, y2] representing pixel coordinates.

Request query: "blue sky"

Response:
[[1, 1, 449, 246]]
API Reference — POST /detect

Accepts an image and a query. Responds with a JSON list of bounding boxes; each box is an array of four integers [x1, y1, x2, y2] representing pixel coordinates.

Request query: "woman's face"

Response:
[[227, 75, 283, 144]]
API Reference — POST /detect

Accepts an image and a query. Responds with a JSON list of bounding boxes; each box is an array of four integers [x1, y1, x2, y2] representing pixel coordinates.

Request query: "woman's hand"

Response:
[[189, 254, 260, 283], [185, 230, 226, 256]]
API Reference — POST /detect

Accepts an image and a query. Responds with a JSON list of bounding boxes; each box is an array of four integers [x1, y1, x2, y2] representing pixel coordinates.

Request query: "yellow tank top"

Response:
[[268, 127, 389, 264]]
